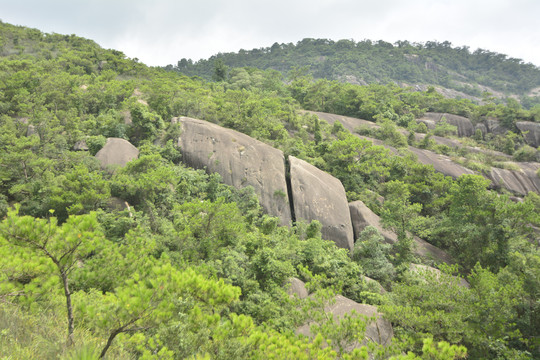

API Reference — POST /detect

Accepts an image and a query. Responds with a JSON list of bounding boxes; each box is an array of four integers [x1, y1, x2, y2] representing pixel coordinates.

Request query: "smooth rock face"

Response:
[[289, 156, 354, 251], [349, 201, 453, 264], [487, 164, 540, 196], [287, 277, 309, 299], [516, 121, 540, 148], [486, 119, 507, 135], [297, 295, 393, 348], [420, 112, 474, 137], [178, 117, 291, 225], [408, 147, 476, 179], [95, 138, 139, 168]]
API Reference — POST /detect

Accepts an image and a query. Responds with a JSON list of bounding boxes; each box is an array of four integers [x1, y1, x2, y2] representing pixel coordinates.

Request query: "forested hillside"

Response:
[[1, 21, 539, 359], [168, 38, 540, 101]]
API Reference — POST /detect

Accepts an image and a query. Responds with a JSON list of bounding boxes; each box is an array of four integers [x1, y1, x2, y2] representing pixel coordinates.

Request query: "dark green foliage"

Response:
[[170, 38, 540, 95]]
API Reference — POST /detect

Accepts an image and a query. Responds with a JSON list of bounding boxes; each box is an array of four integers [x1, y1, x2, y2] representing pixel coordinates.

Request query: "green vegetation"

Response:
[[169, 38, 540, 97], [1, 21, 539, 359]]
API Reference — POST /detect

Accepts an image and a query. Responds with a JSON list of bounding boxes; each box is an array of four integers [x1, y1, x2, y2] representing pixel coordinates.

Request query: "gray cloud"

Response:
[[1, 0, 539, 66]]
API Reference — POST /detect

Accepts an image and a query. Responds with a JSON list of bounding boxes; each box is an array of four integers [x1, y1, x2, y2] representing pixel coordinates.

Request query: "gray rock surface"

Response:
[[475, 123, 488, 138], [349, 201, 454, 264], [287, 277, 309, 299], [289, 156, 354, 251], [516, 121, 540, 148], [95, 138, 139, 168], [178, 117, 292, 225], [420, 112, 474, 137], [297, 295, 393, 348], [486, 118, 507, 135], [486, 163, 540, 196], [309, 111, 539, 195], [407, 147, 476, 179]]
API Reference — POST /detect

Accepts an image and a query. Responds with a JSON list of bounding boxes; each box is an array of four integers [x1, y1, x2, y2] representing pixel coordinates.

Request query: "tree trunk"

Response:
[[60, 271, 74, 345]]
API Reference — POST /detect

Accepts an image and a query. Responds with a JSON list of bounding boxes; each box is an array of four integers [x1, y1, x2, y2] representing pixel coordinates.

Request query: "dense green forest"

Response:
[[168, 38, 540, 101], [1, 21, 539, 359]]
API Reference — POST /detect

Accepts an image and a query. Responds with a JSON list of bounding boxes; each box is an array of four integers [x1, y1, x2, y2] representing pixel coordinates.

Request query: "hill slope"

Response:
[[169, 38, 540, 100]]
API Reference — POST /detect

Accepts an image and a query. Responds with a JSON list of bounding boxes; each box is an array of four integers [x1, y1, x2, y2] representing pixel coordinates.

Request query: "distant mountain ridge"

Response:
[[168, 38, 540, 100]]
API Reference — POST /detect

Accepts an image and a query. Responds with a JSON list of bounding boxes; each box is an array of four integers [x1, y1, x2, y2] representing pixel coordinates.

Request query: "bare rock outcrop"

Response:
[[407, 147, 476, 179], [297, 295, 393, 348], [420, 112, 474, 137], [516, 121, 540, 148], [349, 201, 453, 264], [289, 156, 354, 251], [486, 163, 540, 196], [486, 118, 507, 135], [287, 277, 309, 299], [178, 117, 291, 225], [95, 138, 139, 168]]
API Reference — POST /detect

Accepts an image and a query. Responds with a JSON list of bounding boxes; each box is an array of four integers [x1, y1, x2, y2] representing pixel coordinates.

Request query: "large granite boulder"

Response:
[[178, 117, 291, 225], [420, 113, 474, 137], [486, 164, 540, 196], [289, 156, 354, 251], [516, 121, 540, 148], [95, 138, 139, 168], [486, 118, 507, 135], [286, 277, 309, 299], [349, 201, 453, 264], [407, 147, 476, 179], [297, 295, 393, 348]]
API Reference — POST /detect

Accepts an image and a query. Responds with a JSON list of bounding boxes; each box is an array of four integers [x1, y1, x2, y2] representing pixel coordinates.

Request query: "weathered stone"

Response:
[[72, 139, 88, 151], [420, 112, 474, 137], [95, 138, 139, 168], [409, 263, 470, 288], [475, 123, 488, 138], [362, 275, 387, 294], [516, 121, 540, 148], [289, 156, 354, 251], [349, 201, 453, 264], [416, 118, 436, 130], [287, 277, 309, 299], [486, 118, 507, 135], [408, 147, 476, 179], [486, 164, 540, 196], [26, 124, 36, 137], [304, 110, 376, 132], [297, 295, 393, 348], [178, 117, 291, 226]]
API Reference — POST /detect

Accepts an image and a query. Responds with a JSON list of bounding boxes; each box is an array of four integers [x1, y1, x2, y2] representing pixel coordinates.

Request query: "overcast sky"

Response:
[[1, 0, 539, 67]]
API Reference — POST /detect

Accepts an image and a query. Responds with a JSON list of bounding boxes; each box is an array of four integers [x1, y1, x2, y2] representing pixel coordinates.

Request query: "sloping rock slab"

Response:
[[420, 112, 474, 137], [516, 121, 540, 148], [289, 156, 354, 251], [297, 295, 393, 348], [95, 138, 139, 168], [178, 117, 291, 225], [304, 111, 377, 132], [486, 164, 540, 196], [407, 147, 476, 179], [349, 201, 453, 264]]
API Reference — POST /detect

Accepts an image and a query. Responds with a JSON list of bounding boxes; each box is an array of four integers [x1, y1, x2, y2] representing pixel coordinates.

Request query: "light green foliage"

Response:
[[432, 118, 457, 137], [390, 338, 467, 360], [1, 21, 539, 359], [380, 181, 422, 263], [353, 226, 395, 287]]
